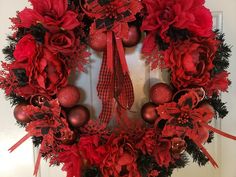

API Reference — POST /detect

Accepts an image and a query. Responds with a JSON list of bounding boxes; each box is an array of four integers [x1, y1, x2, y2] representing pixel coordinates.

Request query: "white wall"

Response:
[[205, 1, 236, 177], [0, 0, 236, 177]]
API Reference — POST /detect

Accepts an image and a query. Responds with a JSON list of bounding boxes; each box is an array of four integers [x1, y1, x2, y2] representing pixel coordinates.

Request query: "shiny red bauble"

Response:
[[13, 104, 31, 123], [58, 85, 81, 108], [88, 32, 107, 52], [122, 26, 141, 47], [30, 94, 49, 107], [150, 83, 173, 105], [141, 102, 158, 124], [171, 137, 187, 157], [68, 105, 90, 128]]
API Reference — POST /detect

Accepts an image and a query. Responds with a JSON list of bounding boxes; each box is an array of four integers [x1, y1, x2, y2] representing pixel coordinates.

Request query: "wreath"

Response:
[[0, 0, 234, 176]]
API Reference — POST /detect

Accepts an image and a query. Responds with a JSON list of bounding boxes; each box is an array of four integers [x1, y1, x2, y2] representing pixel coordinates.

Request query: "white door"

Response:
[[0, 0, 236, 177]]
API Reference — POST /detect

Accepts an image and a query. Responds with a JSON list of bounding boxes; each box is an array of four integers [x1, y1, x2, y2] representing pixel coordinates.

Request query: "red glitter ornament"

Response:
[[150, 83, 173, 105], [13, 104, 31, 123], [171, 137, 187, 158], [123, 26, 141, 47], [88, 32, 107, 52], [68, 105, 90, 128], [141, 102, 158, 124], [30, 94, 50, 107], [58, 85, 81, 108]]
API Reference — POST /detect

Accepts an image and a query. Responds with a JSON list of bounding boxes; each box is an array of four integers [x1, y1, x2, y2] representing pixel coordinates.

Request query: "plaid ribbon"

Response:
[[97, 36, 134, 123]]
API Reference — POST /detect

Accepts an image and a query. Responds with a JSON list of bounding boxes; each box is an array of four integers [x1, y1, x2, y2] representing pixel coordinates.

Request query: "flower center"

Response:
[[104, 4, 118, 19], [177, 112, 190, 125]]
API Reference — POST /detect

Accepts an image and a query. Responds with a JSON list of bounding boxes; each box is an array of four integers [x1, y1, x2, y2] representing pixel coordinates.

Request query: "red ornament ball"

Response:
[[88, 32, 107, 52], [122, 26, 141, 47], [171, 137, 187, 157], [141, 102, 158, 124], [68, 105, 90, 128], [58, 85, 80, 108], [13, 104, 31, 123], [30, 94, 49, 107], [150, 83, 173, 105]]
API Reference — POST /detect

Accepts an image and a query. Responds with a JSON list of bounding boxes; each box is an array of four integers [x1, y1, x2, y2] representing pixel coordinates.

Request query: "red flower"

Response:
[[13, 35, 37, 74], [55, 144, 82, 177], [29, 48, 68, 95], [157, 90, 214, 139], [153, 138, 172, 167], [100, 135, 141, 177], [78, 135, 107, 166], [206, 71, 230, 96], [45, 31, 76, 54], [13, 0, 80, 31], [142, 0, 213, 49], [165, 36, 218, 90], [12, 39, 68, 97]]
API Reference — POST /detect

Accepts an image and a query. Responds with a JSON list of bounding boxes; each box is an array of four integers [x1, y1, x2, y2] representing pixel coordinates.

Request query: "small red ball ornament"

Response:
[[68, 105, 90, 128], [150, 83, 173, 105], [122, 26, 141, 47], [141, 102, 158, 124], [13, 104, 31, 123], [88, 32, 107, 52], [171, 137, 187, 158], [58, 85, 81, 108]]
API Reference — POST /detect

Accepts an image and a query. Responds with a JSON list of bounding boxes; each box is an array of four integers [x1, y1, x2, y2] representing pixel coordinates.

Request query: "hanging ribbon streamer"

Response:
[[97, 31, 134, 123]]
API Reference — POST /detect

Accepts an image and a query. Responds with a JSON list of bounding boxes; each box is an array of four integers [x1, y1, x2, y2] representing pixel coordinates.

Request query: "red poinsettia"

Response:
[[100, 134, 141, 177], [164, 36, 219, 91], [157, 90, 214, 141], [142, 0, 213, 53], [12, 0, 80, 31], [85, 0, 142, 38]]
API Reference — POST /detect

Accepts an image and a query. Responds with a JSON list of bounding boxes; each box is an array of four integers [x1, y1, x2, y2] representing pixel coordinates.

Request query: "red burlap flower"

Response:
[[142, 0, 213, 53], [100, 135, 141, 177], [12, 0, 80, 31], [164, 36, 219, 90]]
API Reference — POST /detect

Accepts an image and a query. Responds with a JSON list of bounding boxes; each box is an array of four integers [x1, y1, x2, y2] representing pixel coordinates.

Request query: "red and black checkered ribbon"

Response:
[[97, 32, 134, 123]]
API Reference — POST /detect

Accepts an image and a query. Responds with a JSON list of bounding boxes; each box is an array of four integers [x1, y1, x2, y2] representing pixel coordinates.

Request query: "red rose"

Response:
[[101, 135, 141, 177], [29, 48, 68, 95], [45, 31, 76, 54], [165, 37, 218, 89], [13, 0, 80, 31], [142, 0, 212, 43]]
